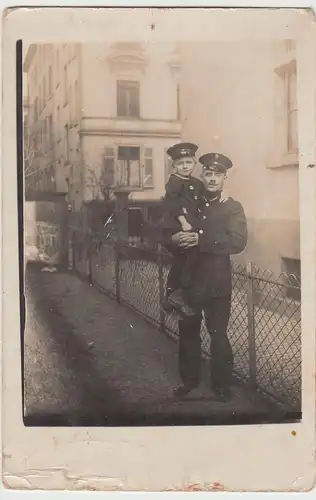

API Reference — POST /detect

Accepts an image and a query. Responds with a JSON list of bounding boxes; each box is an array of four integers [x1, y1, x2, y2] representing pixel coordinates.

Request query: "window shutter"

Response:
[[102, 147, 115, 187]]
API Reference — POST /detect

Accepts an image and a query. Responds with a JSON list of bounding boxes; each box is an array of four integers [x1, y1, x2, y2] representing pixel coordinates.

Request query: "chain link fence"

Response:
[[72, 231, 301, 411]]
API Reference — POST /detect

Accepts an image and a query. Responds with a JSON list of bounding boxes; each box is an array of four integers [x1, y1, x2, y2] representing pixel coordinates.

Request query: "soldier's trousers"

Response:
[[178, 296, 233, 390]]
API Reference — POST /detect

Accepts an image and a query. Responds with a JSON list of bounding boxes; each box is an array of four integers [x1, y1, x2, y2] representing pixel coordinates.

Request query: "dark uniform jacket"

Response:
[[164, 195, 248, 299], [162, 174, 205, 232]]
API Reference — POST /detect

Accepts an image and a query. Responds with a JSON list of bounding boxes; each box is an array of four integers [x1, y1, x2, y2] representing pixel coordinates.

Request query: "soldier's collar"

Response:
[[203, 192, 220, 202]]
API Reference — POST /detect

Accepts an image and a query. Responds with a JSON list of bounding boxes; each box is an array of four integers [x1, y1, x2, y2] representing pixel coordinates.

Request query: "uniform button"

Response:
[[205, 203, 210, 207], [203, 215, 206, 220], [189, 185, 194, 190], [199, 229, 204, 234], [194, 195, 198, 200]]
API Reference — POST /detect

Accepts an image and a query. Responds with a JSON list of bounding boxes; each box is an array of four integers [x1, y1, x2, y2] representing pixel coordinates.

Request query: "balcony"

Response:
[[79, 116, 182, 139]]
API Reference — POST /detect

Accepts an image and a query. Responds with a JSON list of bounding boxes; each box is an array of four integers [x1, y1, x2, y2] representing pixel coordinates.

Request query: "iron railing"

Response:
[[72, 232, 301, 411]]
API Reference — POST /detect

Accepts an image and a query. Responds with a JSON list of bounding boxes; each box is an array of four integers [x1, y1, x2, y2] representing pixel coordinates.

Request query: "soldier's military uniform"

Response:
[[165, 153, 248, 401]]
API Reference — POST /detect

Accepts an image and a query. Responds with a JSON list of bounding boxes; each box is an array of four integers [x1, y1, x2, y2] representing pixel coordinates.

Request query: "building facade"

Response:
[[23, 43, 181, 212], [179, 40, 300, 279]]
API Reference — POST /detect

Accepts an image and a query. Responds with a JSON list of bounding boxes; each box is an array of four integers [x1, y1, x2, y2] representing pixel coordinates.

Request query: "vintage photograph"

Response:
[[22, 38, 302, 426]]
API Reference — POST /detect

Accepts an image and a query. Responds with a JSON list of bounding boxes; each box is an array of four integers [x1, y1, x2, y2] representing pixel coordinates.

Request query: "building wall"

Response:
[[179, 41, 300, 276], [24, 43, 182, 211], [80, 43, 179, 120], [24, 43, 82, 206], [79, 42, 182, 204]]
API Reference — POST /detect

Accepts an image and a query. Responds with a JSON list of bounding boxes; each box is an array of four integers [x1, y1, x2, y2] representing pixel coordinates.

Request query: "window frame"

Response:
[[116, 80, 140, 119], [268, 44, 298, 169], [65, 124, 70, 164], [48, 65, 52, 99], [116, 145, 142, 188], [102, 144, 154, 190], [63, 64, 68, 106]]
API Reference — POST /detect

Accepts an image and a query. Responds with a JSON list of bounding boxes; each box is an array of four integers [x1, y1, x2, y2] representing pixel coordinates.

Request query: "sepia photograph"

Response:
[[22, 37, 303, 427], [2, 6, 316, 492]]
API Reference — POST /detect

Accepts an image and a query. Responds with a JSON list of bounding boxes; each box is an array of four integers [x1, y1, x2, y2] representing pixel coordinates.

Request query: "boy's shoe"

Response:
[[167, 289, 196, 317]]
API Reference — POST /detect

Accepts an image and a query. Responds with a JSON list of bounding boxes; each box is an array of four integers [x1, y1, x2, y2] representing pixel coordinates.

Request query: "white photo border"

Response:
[[1, 6, 316, 492]]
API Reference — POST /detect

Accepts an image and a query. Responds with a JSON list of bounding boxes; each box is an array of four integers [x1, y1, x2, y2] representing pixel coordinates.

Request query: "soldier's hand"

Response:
[[182, 232, 198, 248], [172, 231, 198, 248]]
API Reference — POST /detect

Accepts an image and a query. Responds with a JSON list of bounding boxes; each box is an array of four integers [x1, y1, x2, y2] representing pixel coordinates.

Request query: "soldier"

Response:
[[166, 152, 248, 402]]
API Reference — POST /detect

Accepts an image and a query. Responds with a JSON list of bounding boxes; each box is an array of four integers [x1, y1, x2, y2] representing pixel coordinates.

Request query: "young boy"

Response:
[[161, 142, 205, 316]]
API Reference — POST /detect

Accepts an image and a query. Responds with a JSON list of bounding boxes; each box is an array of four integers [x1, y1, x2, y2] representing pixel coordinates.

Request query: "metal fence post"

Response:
[[157, 244, 166, 332], [115, 242, 121, 303], [246, 261, 257, 398]]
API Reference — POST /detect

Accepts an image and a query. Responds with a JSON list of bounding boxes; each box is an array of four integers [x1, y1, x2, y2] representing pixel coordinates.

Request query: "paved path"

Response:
[[24, 265, 297, 426]]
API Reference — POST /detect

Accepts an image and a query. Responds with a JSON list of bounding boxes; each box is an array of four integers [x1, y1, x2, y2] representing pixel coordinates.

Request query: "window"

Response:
[[74, 80, 79, 121], [34, 97, 38, 121], [69, 85, 72, 122], [282, 257, 301, 301], [43, 118, 47, 153], [64, 65, 68, 105], [176, 84, 181, 120], [56, 50, 59, 86], [65, 124, 70, 163], [39, 84, 42, 112], [56, 105, 60, 140], [286, 64, 298, 154], [117, 146, 141, 187], [48, 66, 52, 97], [143, 148, 153, 187], [43, 76, 46, 108], [48, 115, 53, 154], [272, 43, 298, 167], [117, 80, 140, 118]]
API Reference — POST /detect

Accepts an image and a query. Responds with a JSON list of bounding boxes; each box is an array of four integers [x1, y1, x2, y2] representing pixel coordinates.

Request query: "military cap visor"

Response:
[[166, 142, 198, 161], [199, 153, 233, 172]]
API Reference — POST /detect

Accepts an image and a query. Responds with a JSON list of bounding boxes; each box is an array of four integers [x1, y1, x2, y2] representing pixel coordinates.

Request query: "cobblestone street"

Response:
[[24, 265, 298, 426]]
